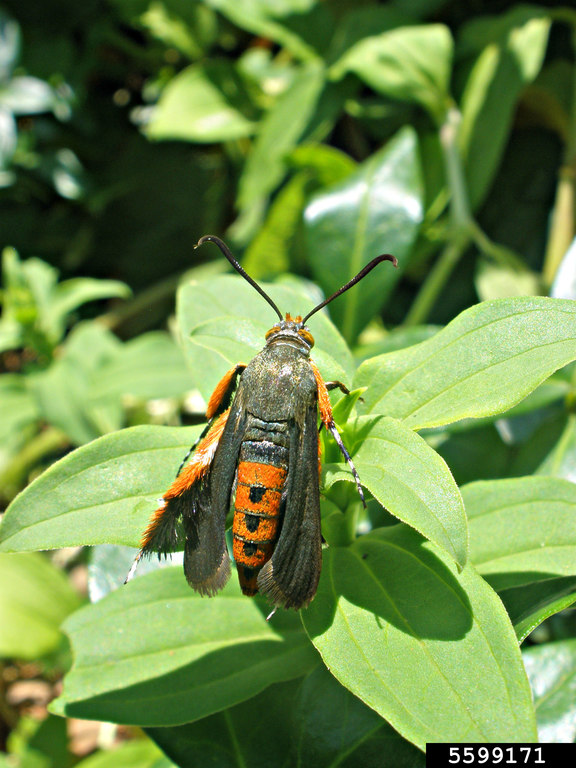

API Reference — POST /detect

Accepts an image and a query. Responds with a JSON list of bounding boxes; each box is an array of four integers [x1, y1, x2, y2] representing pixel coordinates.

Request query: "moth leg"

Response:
[[325, 380, 350, 395], [325, 421, 366, 508], [310, 359, 366, 508], [176, 363, 246, 476]]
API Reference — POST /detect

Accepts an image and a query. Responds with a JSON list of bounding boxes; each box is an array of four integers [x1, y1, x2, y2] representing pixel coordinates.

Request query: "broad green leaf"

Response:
[[290, 142, 357, 182], [48, 278, 130, 338], [52, 570, 318, 725], [0, 424, 201, 552], [330, 24, 453, 124], [523, 640, 576, 743], [29, 355, 103, 445], [236, 62, 325, 232], [243, 144, 357, 279], [327, 6, 409, 65], [177, 274, 354, 403], [149, 666, 424, 768], [109, 0, 217, 59], [500, 577, 576, 643], [302, 526, 537, 748], [75, 739, 174, 768], [89, 332, 192, 403], [459, 7, 551, 209], [465, 477, 576, 591], [148, 679, 300, 768], [147, 61, 256, 143], [291, 665, 424, 767], [355, 325, 439, 363], [203, 0, 332, 61], [27, 323, 123, 445], [0, 553, 82, 659], [357, 297, 576, 430], [325, 415, 467, 567], [304, 127, 423, 344]]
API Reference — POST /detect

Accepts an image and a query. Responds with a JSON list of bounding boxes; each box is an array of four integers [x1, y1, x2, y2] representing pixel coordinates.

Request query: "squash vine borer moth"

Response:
[[127, 236, 397, 610]]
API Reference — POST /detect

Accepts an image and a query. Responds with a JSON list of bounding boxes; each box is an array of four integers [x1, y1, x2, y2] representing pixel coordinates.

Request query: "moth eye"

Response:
[[299, 329, 314, 347]]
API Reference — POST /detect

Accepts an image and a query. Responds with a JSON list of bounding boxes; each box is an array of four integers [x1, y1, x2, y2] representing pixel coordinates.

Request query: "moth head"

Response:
[[265, 313, 315, 350]]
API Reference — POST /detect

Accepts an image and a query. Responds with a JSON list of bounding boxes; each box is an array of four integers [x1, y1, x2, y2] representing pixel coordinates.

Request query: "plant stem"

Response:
[[0, 427, 69, 502], [404, 236, 469, 326], [542, 24, 576, 287]]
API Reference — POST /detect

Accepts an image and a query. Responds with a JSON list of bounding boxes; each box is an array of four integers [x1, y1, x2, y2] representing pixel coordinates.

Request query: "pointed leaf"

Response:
[[0, 553, 82, 659], [236, 62, 325, 226], [465, 477, 576, 591], [302, 526, 537, 748], [147, 61, 256, 143], [177, 274, 354, 402], [331, 24, 453, 123], [500, 577, 576, 643], [459, 7, 551, 209], [52, 571, 318, 725], [357, 298, 576, 430], [304, 127, 423, 343], [0, 425, 201, 552], [325, 415, 467, 566]]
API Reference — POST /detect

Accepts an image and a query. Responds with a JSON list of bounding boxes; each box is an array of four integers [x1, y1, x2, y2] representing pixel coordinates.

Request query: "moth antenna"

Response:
[[302, 254, 397, 324], [196, 235, 283, 321]]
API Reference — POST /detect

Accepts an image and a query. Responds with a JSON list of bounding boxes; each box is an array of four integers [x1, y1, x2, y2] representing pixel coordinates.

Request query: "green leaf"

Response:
[[147, 61, 257, 143], [47, 278, 130, 339], [500, 577, 576, 643], [0, 374, 39, 446], [0, 424, 201, 552], [236, 62, 326, 233], [325, 415, 467, 567], [177, 274, 354, 403], [27, 323, 123, 445], [204, 0, 332, 61], [523, 640, 576, 743], [302, 526, 537, 748], [52, 570, 318, 725], [0, 553, 82, 659], [357, 298, 576, 430], [74, 738, 175, 768], [291, 665, 424, 767], [458, 7, 551, 209], [465, 476, 576, 592], [147, 679, 300, 768], [330, 24, 453, 124], [89, 332, 192, 403], [304, 127, 423, 344], [150, 664, 424, 768], [243, 144, 357, 279]]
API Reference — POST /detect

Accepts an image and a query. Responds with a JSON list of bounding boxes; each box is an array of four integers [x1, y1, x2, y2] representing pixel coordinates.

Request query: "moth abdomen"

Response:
[[232, 436, 288, 596]]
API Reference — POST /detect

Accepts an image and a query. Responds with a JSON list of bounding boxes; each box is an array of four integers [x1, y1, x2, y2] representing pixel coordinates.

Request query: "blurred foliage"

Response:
[[1, 0, 576, 764]]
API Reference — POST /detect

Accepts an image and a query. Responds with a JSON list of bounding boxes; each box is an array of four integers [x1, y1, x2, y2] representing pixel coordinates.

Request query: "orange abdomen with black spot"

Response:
[[232, 426, 289, 596]]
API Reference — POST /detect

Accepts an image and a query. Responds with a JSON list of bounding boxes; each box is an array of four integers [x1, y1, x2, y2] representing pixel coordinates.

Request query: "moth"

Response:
[[128, 236, 396, 610]]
